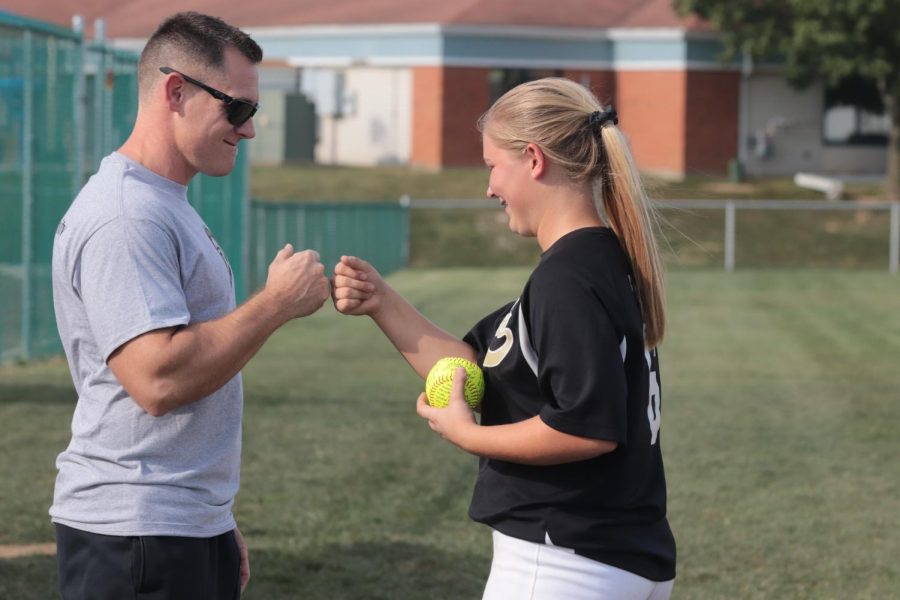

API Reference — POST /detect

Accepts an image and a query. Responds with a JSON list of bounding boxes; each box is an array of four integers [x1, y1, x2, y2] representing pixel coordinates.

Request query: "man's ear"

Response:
[[523, 143, 546, 179], [161, 73, 186, 114]]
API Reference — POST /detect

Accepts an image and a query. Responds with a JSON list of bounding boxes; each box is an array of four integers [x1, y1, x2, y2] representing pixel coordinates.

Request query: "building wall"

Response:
[[315, 67, 412, 166], [615, 70, 687, 178], [259, 66, 301, 92], [249, 90, 287, 165], [416, 68, 617, 169], [442, 67, 491, 166], [741, 73, 823, 177], [411, 67, 491, 168], [564, 69, 617, 106], [260, 63, 886, 179], [120, 24, 888, 178], [822, 146, 887, 175], [684, 70, 740, 175], [411, 67, 443, 168]]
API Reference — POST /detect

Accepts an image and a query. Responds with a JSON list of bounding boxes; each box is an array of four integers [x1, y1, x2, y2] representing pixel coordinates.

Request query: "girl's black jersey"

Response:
[[463, 227, 676, 581]]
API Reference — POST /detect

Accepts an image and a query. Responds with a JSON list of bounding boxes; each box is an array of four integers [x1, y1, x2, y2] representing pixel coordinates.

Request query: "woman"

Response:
[[332, 77, 675, 599]]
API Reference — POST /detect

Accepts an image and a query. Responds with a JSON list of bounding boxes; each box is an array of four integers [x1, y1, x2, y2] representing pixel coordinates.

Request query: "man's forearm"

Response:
[[112, 290, 288, 415]]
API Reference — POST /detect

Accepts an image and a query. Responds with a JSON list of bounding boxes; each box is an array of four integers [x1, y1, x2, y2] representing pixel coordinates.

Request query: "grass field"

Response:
[[249, 164, 895, 271], [1, 268, 899, 599], [250, 164, 886, 203], [408, 203, 896, 270]]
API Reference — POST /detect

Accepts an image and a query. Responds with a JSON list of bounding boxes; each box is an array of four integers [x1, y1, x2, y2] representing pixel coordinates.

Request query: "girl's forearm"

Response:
[[371, 286, 477, 378]]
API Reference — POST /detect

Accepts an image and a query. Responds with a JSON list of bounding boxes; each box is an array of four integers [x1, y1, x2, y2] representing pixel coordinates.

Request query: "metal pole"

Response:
[[238, 146, 249, 301], [400, 194, 411, 268], [737, 51, 752, 167], [724, 201, 736, 272], [256, 204, 266, 293], [72, 16, 85, 192], [22, 29, 34, 359], [278, 203, 288, 247], [92, 20, 105, 164], [890, 202, 899, 275]]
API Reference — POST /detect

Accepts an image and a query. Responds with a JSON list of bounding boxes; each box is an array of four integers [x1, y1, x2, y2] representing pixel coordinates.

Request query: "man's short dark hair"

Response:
[[138, 12, 262, 92]]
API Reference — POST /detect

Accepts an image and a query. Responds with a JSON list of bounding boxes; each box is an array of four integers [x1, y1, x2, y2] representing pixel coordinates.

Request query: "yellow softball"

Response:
[[425, 357, 485, 410]]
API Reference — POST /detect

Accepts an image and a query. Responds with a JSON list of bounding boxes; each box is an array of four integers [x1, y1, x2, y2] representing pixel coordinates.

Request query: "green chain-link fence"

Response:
[[248, 200, 409, 293], [0, 11, 248, 364]]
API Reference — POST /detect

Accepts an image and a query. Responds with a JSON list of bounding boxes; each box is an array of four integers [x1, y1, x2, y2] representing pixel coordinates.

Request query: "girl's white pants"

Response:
[[482, 529, 675, 600]]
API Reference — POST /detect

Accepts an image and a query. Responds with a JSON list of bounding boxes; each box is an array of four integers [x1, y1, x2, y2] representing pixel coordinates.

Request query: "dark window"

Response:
[[488, 69, 564, 103], [823, 76, 888, 146]]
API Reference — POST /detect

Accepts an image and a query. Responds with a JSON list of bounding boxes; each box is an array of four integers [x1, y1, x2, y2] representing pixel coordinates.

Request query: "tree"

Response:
[[674, 0, 900, 199]]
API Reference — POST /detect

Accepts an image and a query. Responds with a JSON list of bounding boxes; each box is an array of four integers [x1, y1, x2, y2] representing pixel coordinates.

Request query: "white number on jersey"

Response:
[[645, 347, 661, 445], [484, 310, 514, 368]]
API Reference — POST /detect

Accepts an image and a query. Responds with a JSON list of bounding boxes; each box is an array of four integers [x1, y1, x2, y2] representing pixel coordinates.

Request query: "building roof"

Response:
[[2, 0, 708, 39]]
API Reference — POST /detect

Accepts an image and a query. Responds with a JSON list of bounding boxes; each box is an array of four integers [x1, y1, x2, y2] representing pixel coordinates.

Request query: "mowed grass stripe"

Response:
[[664, 270, 900, 599], [1, 269, 898, 599]]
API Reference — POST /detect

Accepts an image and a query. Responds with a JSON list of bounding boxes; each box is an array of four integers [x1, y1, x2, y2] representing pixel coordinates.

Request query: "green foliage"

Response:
[[674, 0, 900, 197], [673, 0, 900, 90]]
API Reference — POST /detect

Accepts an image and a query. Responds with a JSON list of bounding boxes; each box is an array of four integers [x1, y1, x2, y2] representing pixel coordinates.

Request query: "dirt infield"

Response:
[[0, 543, 56, 559]]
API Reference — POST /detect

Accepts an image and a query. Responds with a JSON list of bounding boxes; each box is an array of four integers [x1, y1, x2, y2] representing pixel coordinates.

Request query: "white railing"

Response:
[[409, 198, 900, 273], [655, 200, 899, 273]]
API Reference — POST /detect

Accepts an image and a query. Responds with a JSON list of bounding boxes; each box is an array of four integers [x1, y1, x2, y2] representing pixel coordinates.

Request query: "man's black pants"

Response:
[[55, 523, 240, 599]]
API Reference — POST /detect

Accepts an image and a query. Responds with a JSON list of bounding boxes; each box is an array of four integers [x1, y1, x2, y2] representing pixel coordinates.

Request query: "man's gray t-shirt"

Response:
[[50, 152, 242, 537]]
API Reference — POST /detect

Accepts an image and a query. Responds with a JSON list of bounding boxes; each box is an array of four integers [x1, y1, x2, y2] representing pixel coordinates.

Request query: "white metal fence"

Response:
[[409, 198, 900, 273], [656, 200, 899, 273]]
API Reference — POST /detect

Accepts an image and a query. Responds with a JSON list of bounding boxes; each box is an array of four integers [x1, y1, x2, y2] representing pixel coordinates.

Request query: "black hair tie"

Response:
[[589, 107, 618, 135]]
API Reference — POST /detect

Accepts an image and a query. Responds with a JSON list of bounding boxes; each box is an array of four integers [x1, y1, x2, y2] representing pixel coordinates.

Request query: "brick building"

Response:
[[6, 0, 887, 178]]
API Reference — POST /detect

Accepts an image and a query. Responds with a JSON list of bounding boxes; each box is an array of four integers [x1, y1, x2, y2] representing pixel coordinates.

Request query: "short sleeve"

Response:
[[527, 265, 628, 443], [464, 302, 515, 363], [77, 217, 191, 361]]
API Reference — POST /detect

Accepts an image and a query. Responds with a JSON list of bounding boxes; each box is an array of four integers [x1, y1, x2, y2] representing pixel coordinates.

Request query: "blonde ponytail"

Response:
[[599, 126, 666, 347]]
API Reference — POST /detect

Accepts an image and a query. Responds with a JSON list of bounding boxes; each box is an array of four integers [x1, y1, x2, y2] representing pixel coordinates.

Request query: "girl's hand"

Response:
[[416, 367, 477, 450], [331, 255, 382, 316]]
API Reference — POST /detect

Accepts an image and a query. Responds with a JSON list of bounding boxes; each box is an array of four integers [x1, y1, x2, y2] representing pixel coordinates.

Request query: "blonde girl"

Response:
[[332, 77, 675, 599]]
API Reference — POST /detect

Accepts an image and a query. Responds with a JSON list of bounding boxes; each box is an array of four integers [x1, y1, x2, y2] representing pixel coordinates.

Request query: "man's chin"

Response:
[[200, 159, 236, 178]]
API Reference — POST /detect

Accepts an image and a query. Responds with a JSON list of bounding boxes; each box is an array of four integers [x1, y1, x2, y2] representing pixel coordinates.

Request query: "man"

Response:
[[50, 12, 330, 599]]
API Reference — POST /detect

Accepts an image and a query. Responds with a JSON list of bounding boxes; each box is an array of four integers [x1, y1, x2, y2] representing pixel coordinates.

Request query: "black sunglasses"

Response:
[[159, 66, 258, 127]]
